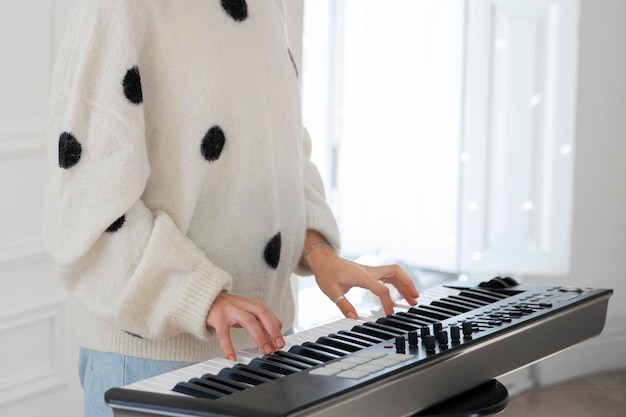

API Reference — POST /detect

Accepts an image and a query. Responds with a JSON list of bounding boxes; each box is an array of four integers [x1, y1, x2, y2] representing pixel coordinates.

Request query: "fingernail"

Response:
[[347, 312, 357, 319], [275, 338, 285, 349], [263, 343, 274, 355]]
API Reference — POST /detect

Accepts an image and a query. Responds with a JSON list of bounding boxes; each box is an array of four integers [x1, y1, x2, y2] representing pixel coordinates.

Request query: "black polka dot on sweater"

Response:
[[58, 132, 82, 169], [221, 0, 248, 21], [264, 232, 282, 269], [201, 126, 226, 162], [123, 66, 143, 105], [105, 215, 126, 233], [288, 49, 299, 78]]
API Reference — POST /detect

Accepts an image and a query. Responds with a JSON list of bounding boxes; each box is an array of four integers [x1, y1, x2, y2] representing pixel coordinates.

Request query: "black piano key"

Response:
[[419, 304, 459, 318], [218, 368, 272, 386], [327, 332, 374, 347], [443, 295, 484, 308], [449, 295, 488, 307], [172, 381, 225, 399], [188, 377, 238, 395], [395, 312, 433, 326], [408, 307, 450, 321], [249, 358, 300, 375], [459, 289, 503, 304], [289, 345, 339, 362], [337, 330, 383, 344], [397, 310, 438, 324], [351, 324, 398, 340], [272, 350, 324, 367], [302, 341, 350, 357], [376, 317, 419, 332], [200, 374, 250, 391], [363, 322, 405, 335], [233, 363, 283, 380], [263, 354, 312, 370], [316, 336, 363, 352], [431, 299, 472, 313]]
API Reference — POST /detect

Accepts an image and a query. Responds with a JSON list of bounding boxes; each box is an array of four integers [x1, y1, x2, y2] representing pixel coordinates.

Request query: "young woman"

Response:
[[43, 1, 419, 415]]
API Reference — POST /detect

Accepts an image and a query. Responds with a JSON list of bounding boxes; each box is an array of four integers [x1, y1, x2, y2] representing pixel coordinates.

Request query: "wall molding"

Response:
[[0, 0, 83, 414], [0, 297, 67, 406]]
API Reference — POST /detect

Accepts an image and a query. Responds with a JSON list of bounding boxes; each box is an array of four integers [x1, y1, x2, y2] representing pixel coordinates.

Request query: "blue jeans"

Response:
[[78, 348, 194, 417]]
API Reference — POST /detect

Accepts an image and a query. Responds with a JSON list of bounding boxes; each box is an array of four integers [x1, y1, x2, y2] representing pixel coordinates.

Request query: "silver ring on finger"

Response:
[[334, 295, 346, 304]]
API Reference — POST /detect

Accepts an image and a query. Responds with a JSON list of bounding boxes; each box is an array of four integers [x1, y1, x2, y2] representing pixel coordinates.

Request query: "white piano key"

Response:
[[119, 316, 379, 396], [210, 357, 241, 368], [134, 377, 181, 394], [284, 333, 313, 348], [236, 349, 262, 362], [127, 358, 236, 395], [128, 373, 185, 395]]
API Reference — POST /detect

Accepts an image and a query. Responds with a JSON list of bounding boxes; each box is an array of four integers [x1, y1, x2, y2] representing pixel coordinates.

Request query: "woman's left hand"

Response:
[[304, 232, 419, 319]]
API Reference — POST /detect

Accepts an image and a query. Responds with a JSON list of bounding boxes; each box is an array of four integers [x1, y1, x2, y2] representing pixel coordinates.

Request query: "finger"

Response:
[[366, 265, 419, 305], [395, 281, 419, 305], [239, 299, 284, 347], [333, 295, 358, 320], [213, 324, 237, 361], [379, 268, 420, 306], [251, 306, 285, 349], [374, 282, 396, 315], [236, 312, 279, 355], [358, 278, 396, 315]]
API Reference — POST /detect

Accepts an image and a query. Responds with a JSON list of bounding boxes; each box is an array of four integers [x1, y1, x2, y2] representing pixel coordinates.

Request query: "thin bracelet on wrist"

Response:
[[302, 241, 331, 267]]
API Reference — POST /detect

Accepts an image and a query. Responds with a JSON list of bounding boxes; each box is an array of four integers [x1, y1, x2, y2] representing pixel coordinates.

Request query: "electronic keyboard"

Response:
[[105, 278, 613, 417]]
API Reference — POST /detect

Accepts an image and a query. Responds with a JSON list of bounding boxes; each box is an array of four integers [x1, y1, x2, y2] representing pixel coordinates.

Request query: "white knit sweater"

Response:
[[42, 0, 339, 362]]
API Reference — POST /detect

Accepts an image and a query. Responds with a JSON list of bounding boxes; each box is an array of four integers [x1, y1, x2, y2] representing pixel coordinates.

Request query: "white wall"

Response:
[[524, 0, 626, 384], [0, 1, 84, 416]]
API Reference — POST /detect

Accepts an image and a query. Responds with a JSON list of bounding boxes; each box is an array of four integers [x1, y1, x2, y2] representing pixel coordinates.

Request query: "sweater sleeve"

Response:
[[42, 2, 231, 341], [271, 0, 341, 274], [295, 127, 342, 275]]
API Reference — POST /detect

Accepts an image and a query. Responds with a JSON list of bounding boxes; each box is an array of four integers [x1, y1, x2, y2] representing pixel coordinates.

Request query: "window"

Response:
[[303, 0, 465, 267], [295, 0, 579, 328], [302, 0, 578, 276]]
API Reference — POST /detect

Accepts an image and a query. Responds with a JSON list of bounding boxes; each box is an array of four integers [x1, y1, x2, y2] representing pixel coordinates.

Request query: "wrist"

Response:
[[303, 241, 335, 270], [303, 240, 330, 259]]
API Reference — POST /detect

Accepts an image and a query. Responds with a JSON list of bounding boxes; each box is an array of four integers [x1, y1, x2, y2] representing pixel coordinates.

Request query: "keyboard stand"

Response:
[[413, 379, 509, 416]]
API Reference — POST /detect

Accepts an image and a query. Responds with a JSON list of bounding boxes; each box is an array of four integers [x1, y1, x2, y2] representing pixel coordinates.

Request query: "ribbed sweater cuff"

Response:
[[170, 258, 233, 341]]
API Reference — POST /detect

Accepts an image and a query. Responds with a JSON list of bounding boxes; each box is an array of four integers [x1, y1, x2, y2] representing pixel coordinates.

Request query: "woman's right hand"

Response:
[[206, 292, 285, 361]]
